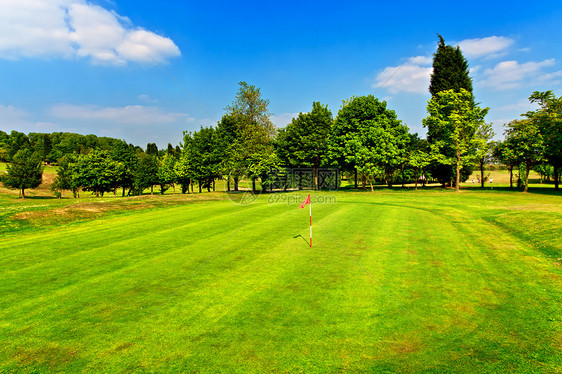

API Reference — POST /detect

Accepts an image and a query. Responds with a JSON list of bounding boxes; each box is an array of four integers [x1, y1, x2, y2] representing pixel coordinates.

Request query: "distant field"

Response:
[[1, 188, 561, 372]]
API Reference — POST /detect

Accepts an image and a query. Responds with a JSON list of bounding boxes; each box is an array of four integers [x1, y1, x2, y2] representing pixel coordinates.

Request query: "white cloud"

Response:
[[480, 59, 562, 90], [374, 63, 432, 94], [407, 56, 432, 65], [458, 36, 514, 59], [495, 99, 539, 113], [50, 104, 191, 124], [0, 105, 62, 133], [0, 0, 180, 65], [271, 113, 299, 128]]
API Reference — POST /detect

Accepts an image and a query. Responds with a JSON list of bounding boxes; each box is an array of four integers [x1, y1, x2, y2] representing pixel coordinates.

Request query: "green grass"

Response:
[[1, 189, 562, 372]]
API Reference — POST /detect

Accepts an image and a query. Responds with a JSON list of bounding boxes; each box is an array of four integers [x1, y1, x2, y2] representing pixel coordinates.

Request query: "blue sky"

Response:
[[1, 0, 561, 148]]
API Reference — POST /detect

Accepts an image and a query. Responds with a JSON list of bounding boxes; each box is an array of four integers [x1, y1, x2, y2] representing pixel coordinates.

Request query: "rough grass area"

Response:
[[1, 189, 561, 372]]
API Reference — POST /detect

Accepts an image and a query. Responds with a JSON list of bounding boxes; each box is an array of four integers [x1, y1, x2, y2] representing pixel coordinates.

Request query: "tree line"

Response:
[[1, 35, 561, 198]]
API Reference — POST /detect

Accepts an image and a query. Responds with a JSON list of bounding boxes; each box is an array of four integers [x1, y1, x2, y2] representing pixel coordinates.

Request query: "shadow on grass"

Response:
[[293, 234, 309, 246]]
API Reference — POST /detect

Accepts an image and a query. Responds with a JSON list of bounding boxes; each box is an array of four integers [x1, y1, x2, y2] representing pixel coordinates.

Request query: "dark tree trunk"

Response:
[[212, 179, 215, 192], [524, 161, 531, 193], [354, 169, 358, 188], [198, 181, 202, 193], [455, 148, 461, 192], [227, 178, 230, 192], [21, 188, 25, 199], [480, 160, 485, 188], [234, 177, 239, 191], [252, 178, 256, 192], [509, 166, 513, 188]]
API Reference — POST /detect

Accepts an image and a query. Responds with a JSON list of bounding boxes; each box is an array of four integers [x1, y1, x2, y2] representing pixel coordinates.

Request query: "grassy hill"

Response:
[[1, 188, 561, 372]]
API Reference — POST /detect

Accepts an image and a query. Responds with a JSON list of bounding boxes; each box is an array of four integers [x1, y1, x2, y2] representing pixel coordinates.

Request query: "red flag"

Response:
[[299, 194, 311, 209]]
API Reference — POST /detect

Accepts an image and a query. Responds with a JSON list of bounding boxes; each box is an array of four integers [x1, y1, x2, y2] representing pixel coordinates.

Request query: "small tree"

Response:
[[493, 140, 518, 188], [51, 155, 75, 198], [504, 119, 544, 192], [1, 149, 43, 199], [158, 154, 177, 194], [475, 122, 495, 188]]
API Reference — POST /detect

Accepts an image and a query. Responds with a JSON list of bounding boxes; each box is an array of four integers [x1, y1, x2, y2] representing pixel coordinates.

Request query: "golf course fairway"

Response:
[[1, 190, 561, 372]]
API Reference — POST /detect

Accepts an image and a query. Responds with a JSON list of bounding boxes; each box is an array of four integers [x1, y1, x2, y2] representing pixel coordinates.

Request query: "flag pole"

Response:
[[309, 198, 312, 247]]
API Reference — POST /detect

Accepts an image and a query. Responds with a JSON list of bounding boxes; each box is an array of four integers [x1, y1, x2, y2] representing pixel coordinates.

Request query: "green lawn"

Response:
[[1, 189, 562, 372]]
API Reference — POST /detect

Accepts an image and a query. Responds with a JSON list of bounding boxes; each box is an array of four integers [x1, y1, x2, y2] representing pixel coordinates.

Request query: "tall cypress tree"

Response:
[[429, 34, 473, 97], [427, 34, 475, 186]]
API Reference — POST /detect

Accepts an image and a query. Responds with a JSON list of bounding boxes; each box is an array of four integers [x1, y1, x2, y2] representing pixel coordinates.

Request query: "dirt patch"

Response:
[[388, 335, 423, 355], [9, 193, 226, 229]]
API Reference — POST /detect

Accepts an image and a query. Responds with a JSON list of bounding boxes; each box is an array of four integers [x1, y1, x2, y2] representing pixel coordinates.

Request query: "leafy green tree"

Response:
[[504, 118, 544, 192], [216, 114, 245, 191], [51, 155, 75, 198], [133, 153, 159, 195], [175, 150, 193, 194], [327, 95, 409, 190], [0, 148, 7, 163], [224, 81, 275, 191], [276, 102, 333, 188], [146, 143, 158, 156], [158, 153, 177, 194], [405, 134, 431, 190], [111, 141, 137, 196], [1, 149, 43, 198], [423, 89, 489, 192], [527, 90, 562, 190], [8, 131, 30, 160], [493, 140, 518, 188], [475, 122, 495, 188], [72, 150, 123, 197], [183, 127, 221, 193]]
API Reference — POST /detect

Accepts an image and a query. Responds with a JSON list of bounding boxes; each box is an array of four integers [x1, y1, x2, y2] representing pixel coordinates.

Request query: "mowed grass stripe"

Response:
[[0, 200, 240, 268], [0, 200, 293, 314]]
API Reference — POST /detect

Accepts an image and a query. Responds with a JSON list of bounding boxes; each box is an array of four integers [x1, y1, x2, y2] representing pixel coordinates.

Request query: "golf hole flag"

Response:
[[299, 194, 312, 247]]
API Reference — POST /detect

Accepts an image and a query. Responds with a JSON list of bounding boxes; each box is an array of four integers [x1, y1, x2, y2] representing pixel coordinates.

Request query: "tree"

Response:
[[475, 122, 495, 188], [423, 89, 488, 192], [8, 131, 30, 160], [216, 114, 246, 191], [72, 150, 124, 197], [276, 102, 333, 188], [175, 150, 193, 194], [527, 90, 562, 190], [504, 118, 544, 192], [158, 153, 177, 194], [427, 34, 475, 185], [1, 149, 43, 199], [406, 134, 431, 190], [493, 140, 518, 188], [146, 143, 158, 156], [429, 34, 473, 98], [326, 95, 409, 191], [111, 141, 137, 196], [51, 155, 75, 198], [183, 127, 221, 193], [133, 153, 159, 195], [224, 81, 276, 191]]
